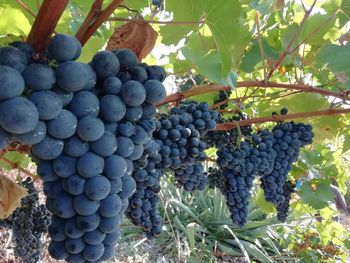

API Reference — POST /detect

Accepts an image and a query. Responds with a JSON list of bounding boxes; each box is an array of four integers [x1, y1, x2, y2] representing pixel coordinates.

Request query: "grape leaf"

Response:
[[0, 4, 31, 36], [78, 37, 105, 63], [342, 130, 350, 153], [315, 43, 350, 88], [344, 239, 350, 250], [0, 152, 30, 171], [161, 0, 250, 77], [159, 1, 203, 45], [240, 39, 280, 73], [254, 189, 275, 213], [300, 181, 335, 209], [124, 0, 148, 10], [182, 48, 236, 86], [339, 0, 350, 27]]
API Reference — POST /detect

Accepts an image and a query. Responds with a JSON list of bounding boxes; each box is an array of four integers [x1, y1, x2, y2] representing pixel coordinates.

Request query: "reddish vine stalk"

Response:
[[26, 0, 69, 52], [156, 81, 349, 106], [75, 0, 123, 46], [108, 17, 204, 25], [215, 108, 350, 130]]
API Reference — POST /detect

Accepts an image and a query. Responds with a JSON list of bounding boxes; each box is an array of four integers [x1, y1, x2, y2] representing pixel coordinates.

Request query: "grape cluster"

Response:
[[216, 130, 276, 226], [126, 141, 164, 239], [213, 90, 232, 109], [209, 112, 313, 227], [0, 177, 50, 263], [203, 112, 252, 148], [260, 122, 313, 205], [152, 0, 164, 9], [207, 167, 226, 193], [153, 101, 218, 190], [125, 101, 219, 237], [277, 181, 295, 222], [0, 34, 166, 262]]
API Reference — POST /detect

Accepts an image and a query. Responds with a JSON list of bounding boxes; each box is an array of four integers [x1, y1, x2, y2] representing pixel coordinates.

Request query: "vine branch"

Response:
[[265, 0, 317, 80], [26, 0, 69, 52], [108, 17, 204, 25], [215, 108, 350, 130], [156, 81, 350, 106], [75, 0, 123, 46]]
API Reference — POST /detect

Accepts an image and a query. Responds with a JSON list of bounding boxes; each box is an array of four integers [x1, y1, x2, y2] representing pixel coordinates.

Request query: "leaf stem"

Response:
[[75, 0, 124, 46]]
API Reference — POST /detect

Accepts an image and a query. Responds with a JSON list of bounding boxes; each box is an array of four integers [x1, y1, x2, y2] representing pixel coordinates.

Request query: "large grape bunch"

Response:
[[260, 121, 313, 205], [0, 34, 166, 262], [125, 101, 219, 238], [216, 130, 276, 226], [153, 101, 218, 191], [0, 177, 50, 263]]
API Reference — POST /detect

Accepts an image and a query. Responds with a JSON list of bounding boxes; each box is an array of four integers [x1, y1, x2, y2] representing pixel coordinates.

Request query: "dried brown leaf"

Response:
[[275, 0, 284, 10], [107, 20, 158, 61], [0, 174, 27, 219]]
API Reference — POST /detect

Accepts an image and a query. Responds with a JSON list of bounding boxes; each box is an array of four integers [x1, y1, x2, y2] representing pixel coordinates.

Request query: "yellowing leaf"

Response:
[[0, 4, 31, 36]]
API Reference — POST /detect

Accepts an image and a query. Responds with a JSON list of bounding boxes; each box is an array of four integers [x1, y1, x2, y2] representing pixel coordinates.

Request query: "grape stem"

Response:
[[265, 0, 317, 80], [0, 156, 37, 179], [75, 0, 124, 46], [215, 108, 350, 130], [156, 81, 350, 106], [26, 0, 69, 52]]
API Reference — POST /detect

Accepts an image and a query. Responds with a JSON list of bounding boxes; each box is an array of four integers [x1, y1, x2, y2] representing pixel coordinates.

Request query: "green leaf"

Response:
[[204, 0, 245, 76], [0, 4, 31, 36], [339, 1, 350, 27], [342, 130, 350, 153], [344, 238, 350, 250], [124, 0, 148, 10], [0, 152, 31, 170], [279, 93, 329, 113], [162, 0, 250, 77], [316, 43, 350, 88], [186, 222, 196, 255], [250, 0, 275, 15], [300, 180, 335, 209], [182, 47, 237, 87], [159, 1, 203, 45], [254, 189, 276, 213], [169, 53, 193, 73], [240, 39, 280, 73], [240, 240, 273, 263], [56, 10, 73, 34], [78, 37, 105, 63]]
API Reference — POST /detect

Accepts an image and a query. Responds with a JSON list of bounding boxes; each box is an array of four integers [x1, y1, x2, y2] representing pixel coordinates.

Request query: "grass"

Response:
[[121, 176, 298, 263]]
